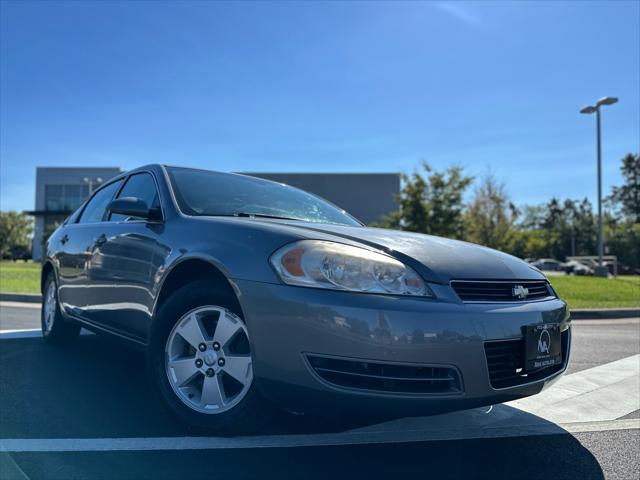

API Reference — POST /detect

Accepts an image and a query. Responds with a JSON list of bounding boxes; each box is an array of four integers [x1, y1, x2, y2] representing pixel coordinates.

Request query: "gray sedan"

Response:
[[42, 164, 571, 430]]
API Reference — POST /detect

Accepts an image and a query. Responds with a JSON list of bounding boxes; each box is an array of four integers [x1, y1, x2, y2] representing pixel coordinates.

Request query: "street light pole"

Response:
[[83, 177, 93, 195], [580, 96, 618, 278], [596, 106, 603, 271], [83, 177, 103, 195]]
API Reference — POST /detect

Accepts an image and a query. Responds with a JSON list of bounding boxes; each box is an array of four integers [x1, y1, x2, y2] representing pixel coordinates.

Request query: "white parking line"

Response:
[[0, 337, 637, 453], [0, 320, 640, 452], [0, 418, 637, 453], [0, 328, 93, 339], [0, 329, 42, 339]]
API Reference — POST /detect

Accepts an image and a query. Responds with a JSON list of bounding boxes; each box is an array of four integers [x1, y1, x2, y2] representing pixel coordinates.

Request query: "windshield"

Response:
[[166, 167, 362, 226]]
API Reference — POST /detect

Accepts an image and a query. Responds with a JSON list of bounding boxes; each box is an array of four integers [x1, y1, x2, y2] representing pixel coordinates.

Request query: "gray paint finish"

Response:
[[43, 164, 570, 420], [242, 172, 400, 225]]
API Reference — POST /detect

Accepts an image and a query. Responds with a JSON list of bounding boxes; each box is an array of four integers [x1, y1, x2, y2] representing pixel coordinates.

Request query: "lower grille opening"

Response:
[[306, 355, 462, 394], [484, 329, 569, 389]]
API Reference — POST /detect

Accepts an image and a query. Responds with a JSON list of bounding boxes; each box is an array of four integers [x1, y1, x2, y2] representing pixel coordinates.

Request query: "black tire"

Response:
[[41, 272, 81, 345], [148, 279, 272, 433]]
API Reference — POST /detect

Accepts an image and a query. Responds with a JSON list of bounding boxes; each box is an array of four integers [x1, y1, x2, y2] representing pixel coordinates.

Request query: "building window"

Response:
[[44, 215, 68, 231], [45, 184, 90, 212]]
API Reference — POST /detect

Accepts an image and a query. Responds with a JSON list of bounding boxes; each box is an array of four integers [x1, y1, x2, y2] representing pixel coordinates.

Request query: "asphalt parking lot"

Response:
[[0, 302, 638, 480]]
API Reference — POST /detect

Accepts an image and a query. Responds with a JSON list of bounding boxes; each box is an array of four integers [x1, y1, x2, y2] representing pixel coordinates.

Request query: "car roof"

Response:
[[116, 164, 282, 184], [160, 164, 275, 182]]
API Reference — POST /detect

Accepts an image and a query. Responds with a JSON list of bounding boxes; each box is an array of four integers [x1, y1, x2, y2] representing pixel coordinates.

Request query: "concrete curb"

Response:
[[0, 293, 41, 304], [570, 308, 640, 320], [0, 292, 638, 319]]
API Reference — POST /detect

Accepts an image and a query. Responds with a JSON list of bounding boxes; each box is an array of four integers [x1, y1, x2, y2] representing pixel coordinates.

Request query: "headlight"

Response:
[[270, 240, 433, 297]]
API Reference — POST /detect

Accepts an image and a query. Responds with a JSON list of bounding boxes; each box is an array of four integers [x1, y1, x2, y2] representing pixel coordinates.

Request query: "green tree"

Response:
[[509, 229, 548, 260], [572, 198, 597, 256], [540, 198, 565, 258], [0, 211, 33, 259], [608, 153, 640, 223], [465, 175, 517, 250], [519, 204, 547, 230], [375, 162, 473, 238], [520, 197, 597, 261], [41, 222, 62, 256], [606, 221, 640, 270]]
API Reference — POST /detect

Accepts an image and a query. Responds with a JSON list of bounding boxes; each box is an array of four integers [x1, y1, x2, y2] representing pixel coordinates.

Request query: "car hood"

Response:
[[268, 221, 545, 284]]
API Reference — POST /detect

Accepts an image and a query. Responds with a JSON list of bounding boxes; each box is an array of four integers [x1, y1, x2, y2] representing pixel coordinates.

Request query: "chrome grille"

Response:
[[451, 280, 553, 302], [306, 355, 462, 395]]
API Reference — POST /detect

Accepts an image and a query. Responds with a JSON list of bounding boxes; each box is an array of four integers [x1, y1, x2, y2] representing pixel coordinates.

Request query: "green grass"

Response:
[[0, 261, 638, 309], [548, 275, 640, 309], [0, 261, 41, 294]]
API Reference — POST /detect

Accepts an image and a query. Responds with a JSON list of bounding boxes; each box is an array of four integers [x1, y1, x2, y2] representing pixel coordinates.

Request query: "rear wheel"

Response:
[[149, 280, 269, 432], [41, 273, 81, 345]]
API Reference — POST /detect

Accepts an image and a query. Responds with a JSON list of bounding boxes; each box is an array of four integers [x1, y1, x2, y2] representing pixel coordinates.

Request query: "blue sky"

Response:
[[1, 0, 639, 212]]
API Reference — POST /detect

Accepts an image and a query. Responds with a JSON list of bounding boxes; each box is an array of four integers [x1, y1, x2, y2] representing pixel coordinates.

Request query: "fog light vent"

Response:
[[306, 354, 462, 395]]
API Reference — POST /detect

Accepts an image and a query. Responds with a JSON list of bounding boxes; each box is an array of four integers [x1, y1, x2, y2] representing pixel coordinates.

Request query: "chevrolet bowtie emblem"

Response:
[[512, 285, 529, 299]]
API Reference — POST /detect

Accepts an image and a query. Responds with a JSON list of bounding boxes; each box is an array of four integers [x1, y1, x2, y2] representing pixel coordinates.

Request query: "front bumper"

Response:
[[234, 279, 571, 418]]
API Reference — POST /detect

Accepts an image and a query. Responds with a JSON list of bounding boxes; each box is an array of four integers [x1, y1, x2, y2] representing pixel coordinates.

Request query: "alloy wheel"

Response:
[[165, 306, 253, 414], [43, 281, 57, 333]]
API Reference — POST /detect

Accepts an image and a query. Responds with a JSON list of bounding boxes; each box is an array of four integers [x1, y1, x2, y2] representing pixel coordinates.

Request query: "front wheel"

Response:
[[148, 280, 270, 432]]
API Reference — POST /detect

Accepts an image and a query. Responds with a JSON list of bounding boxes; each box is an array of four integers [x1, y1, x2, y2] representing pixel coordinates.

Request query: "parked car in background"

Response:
[[41, 165, 571, 430], [530, 258, 565, 272], [563, 260, 594, 276], [2, 245, 31, 261], [617, 263, 640, 275]]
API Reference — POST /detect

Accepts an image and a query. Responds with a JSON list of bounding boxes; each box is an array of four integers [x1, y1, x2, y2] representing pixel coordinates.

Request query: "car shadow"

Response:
[[0, 335, 605, 479]]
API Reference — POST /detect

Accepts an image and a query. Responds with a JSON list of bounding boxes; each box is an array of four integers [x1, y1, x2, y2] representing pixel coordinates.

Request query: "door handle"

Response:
[[94, 234, 107, 246], [60, 234, 69, 245]]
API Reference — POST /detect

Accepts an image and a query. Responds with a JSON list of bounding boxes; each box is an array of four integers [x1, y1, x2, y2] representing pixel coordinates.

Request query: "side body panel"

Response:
[[83, 222, 170, 340]]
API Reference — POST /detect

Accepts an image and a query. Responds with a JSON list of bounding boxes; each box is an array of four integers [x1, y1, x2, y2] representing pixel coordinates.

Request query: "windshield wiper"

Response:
[[233, 212, 301, 221]]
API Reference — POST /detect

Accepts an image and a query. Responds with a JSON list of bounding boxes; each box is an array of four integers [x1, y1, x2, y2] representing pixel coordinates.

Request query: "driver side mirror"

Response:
[[107, 197, 160, 221]]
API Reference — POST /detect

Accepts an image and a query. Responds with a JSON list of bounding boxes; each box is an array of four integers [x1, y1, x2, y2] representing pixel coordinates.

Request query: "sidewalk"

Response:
[[0, 292, 41, 303], [570, 308, 640, 320]]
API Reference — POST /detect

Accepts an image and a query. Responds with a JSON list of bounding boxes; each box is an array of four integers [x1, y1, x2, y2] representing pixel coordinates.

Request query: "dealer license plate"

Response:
[[523, 324, 562, 371]]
